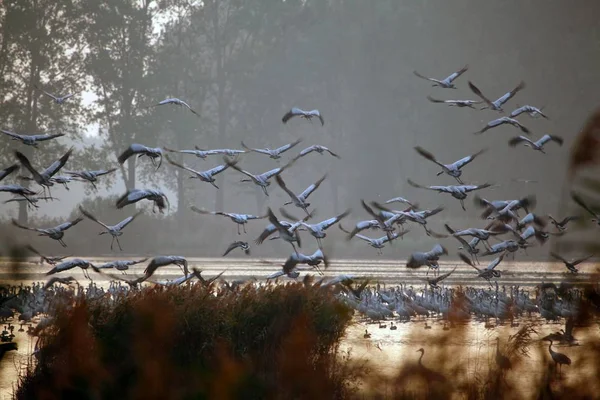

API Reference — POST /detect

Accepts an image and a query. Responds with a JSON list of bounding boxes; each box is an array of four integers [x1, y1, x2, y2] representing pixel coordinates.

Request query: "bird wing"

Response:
[[432, 267, 457, 284], [571, 192, 599, 217], [407, 179, 436, 191], [360, 199, 385, 224], [572, 254, 593, 266], [495, 81, 525, 106], [308, 110, 325, 126], [276, 138, 302, 154], [550, 252, 569, 264], [463, 183, 491, 192], [42, 147, 74, 179], [222, 242, 242, 257], [536, 134, 563, 147], [55, 217, 83, 232], [318, 209, 351, 230], [299, 174, 327, 200], [115, 211, 142, 230], [116, 189, 148, 208], [91, 168, 118, 177], [241, 141, 269, 155], [79, 206, 110, 229], [282, 108, 303, 124], [275, 174, 299, 202], [118, 144, 148, 164], [508, 136, 533, 147], [444, 64, 468, 83], [0, 164, 19, 182], [426, 96, 445, 104], [223, 157, 255, 180], [452, 148, 486, 169], [34, 85, 59, 101], [31, 133, 65, 142], [513, 119, 531, 134], [181, 101, 200, 116], [458, 252, 479, 270], [12, 219, 43, 233], [1, 129, 25, 140], [414, 146, 445, 169], [255, 224, 277, 245], [468, 81, 495, 108], [14, 151, 44, 183], [205, 163, 228, 176], [487, 255, 503, 270], [413, 70, 439, 83], [298, 145, 317, 157], [560, 215, 580, 225], [165, 155, 201, 176]]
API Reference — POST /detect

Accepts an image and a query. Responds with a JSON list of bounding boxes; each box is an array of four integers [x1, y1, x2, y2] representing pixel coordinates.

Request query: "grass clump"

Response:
[[15, 281, 360, 400]]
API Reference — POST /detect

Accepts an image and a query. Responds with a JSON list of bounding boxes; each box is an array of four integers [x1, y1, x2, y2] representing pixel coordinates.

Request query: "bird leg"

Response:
[[237, 224, 240, 235], [59, 239, 67, 248], [110, 237, 114, 251], [460, 199, 466, 211], [243, 224, 247, 234], [116, 237, 123, 251], [261, 186, 269, 196]]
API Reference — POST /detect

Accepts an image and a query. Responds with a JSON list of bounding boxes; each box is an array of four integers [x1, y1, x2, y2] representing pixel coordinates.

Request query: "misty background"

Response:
[[1, 0, 599, 259]]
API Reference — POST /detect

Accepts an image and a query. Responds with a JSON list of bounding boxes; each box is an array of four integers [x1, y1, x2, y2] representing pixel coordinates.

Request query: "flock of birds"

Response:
[[1, 65, 598, 377]]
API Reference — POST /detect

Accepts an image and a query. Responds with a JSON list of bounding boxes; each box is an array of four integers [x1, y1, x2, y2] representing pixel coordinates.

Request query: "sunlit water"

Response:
[[1, 257, 599, 399]]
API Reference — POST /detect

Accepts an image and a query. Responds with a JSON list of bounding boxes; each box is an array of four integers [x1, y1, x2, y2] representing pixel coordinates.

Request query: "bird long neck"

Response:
[[418, 351, 424, 366]]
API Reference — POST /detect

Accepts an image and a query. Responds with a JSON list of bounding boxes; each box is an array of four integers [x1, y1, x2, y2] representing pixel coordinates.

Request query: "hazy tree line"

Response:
[[1, 0, 600, 256]]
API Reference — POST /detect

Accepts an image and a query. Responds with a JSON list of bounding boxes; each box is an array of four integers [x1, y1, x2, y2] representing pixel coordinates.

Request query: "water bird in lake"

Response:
[[222, 241, 250, 256], [46, 258, 95, 280], [545, 339, 571, 375], [407, 179, 491, 211], [548, 215, 579, 232], [378, 321, 387, 329], [571, 192, 600, 225], [276, 174, 326, 217], [468, 80, 526, 112], [1, 129, 64, 147], [224, 156, 298, 196], [509, 105, 548, 119], [415, 348, 447, 383], [118, 144, 163, 170], [65, 168, 117, 190], [476, 117, 530, 135], [42, 276, 77, 290], [116, 189, 169, 213], [15, 146, 74, 197], [297, 144, 340, 159], [79, 206, 142, 251], [241, 139, 302, 159], [414, 146, 486, 184], [363, 329, 371, 339], [413, 64, 468, 88], [191, 206, 267, 234], [426, 96, 481, 108], [390, 321, 397, 330], [25, 245, 70, 265], [144, 256, 189, 279], [508, 134, 563, 153], [424, 322, 432, 330], [12, 217, 83, 247], [164, 146, 245, 159], [282, 108, 324, 125], [550, 252, 593, 274], [300, 209, 351, 248], [147, 98, 200, 116], [165, 155, 229, 188]]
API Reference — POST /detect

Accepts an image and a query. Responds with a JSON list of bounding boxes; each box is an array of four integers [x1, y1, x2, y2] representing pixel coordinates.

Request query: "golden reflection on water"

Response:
[[1, 258, 599, 398]]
